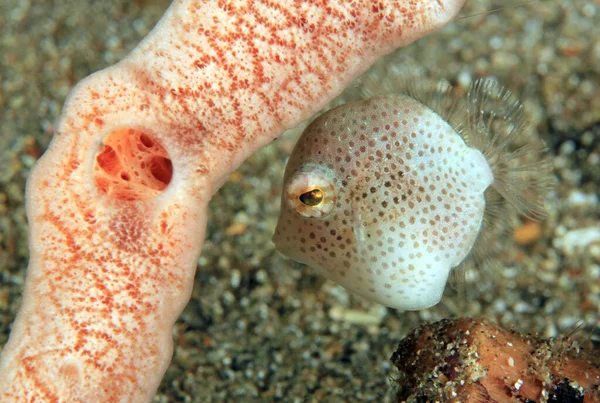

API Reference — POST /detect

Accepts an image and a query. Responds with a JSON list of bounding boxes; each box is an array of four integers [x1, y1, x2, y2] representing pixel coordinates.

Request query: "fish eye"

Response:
[[299, 189, 324, 206], [284, 164, 336, 219]]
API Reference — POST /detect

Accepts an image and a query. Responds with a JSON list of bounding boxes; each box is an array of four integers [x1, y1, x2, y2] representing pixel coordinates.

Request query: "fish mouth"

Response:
[[271, 231, 281, 250], [271, 222, 287, 254], [271, 224, 307, 266]]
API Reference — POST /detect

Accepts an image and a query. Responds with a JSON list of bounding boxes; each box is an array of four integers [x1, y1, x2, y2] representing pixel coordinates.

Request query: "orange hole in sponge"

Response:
[[94, 128, 173, 201]]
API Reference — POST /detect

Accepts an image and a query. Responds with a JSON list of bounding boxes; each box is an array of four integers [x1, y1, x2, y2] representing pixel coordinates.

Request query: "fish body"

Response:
[[274, 80, 551, 311]]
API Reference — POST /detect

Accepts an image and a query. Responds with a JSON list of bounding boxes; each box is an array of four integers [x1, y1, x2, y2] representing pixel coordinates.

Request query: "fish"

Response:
[[273, 77, 553, 311]]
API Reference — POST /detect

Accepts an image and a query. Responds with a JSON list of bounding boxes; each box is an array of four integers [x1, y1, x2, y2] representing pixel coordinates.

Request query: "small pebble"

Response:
[[555, 227, 600, 257], [225, 222, 247, 236], [328, 307, 386, 326], [513, 221, 543, 246]]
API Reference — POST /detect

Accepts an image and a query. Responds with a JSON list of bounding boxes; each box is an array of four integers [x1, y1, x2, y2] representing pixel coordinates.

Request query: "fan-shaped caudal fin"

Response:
[[95, 128, 173, 201]]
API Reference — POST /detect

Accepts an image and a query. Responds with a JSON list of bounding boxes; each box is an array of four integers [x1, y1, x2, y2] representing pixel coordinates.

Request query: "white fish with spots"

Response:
[[274, 78, 552, 311]]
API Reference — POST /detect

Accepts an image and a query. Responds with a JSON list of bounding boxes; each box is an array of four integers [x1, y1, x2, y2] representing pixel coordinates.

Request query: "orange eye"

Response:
[[299, 189, 323, 206]]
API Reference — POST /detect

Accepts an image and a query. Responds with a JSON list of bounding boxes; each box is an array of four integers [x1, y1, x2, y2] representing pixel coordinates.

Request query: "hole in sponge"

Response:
[[140, 133, 154, 148], [94, 128, 172, 201], [150, 156, 173, 184]]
